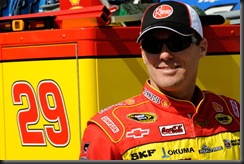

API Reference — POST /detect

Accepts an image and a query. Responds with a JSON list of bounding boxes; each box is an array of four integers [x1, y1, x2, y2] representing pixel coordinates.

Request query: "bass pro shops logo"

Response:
[[199, 144, 223, 154]]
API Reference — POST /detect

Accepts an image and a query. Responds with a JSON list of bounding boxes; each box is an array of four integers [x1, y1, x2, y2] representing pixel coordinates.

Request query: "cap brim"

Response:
[[199, 15, 225, 26]]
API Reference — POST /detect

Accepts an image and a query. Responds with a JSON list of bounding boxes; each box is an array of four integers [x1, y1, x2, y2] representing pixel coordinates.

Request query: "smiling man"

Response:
[[79, 1, 240, 160]]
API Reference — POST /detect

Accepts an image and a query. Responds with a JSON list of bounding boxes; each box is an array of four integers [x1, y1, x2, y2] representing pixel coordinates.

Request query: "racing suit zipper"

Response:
[[187, 113, 201, 159], [187, 113, 195, 137]]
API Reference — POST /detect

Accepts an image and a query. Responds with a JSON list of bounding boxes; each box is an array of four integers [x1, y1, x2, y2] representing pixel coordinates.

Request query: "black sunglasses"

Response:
[[141, 34, 198, 54]]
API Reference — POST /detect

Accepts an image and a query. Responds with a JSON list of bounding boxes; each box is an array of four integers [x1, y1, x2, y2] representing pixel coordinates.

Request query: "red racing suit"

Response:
[[79, 81, 240, 160]]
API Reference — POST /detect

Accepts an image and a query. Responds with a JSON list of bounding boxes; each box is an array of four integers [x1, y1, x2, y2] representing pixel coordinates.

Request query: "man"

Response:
[[79, 1, 240, 160]]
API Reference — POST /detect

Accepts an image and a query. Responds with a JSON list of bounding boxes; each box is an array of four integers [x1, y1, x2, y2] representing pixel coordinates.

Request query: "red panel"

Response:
[[1, 43, 77, 61], [203, 25, 240, 53]]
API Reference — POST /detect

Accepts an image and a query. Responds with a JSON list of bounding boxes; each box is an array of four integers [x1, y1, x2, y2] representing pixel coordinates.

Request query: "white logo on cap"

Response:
[[153, 5, 173, 19]]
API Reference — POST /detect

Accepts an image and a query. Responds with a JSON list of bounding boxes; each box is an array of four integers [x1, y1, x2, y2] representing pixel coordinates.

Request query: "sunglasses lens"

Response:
[[141, 35, 194, 54], [166, 36, 192, 52], [141, 38, 163, 54]]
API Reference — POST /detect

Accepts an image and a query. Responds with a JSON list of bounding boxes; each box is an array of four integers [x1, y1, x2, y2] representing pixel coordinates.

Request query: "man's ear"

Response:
[[141, 47, 147, 64], [199, 38, 208, 58]]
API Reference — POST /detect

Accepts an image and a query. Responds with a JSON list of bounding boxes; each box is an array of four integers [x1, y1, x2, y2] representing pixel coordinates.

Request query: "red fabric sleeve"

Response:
[[79, 123, 122, 160]]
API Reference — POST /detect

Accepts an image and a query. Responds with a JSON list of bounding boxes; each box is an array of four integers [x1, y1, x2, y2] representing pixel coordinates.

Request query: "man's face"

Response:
[[140, 29, 207, 98]]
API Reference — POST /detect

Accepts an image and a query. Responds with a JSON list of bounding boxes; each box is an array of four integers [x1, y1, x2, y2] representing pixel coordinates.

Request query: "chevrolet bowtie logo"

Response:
[[126, 128, 150, 138]]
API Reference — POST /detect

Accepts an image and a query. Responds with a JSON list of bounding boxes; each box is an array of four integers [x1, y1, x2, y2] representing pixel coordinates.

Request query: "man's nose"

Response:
[[159, 44, 174, 60]]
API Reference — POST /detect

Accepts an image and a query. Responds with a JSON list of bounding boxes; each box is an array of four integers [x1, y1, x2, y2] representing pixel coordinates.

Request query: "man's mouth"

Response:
[[157, 65, 181, 69]]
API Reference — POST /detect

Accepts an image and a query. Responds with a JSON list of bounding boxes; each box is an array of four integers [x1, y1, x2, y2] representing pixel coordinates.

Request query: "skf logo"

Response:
[[131, 149, 156, 160], [215, 113, 233, 125], [159, 123, 185, 136], [126, 128, 149, 138], [153, 5, 173, 19], [127, 113, 157, 123]]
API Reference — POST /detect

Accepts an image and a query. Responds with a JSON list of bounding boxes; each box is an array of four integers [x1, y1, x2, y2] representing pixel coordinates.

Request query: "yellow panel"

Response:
[[0, 62, 6, 160], [78, 59, 99, 136], [3, 60, 80, 160], [97, 58, 148, 110], [197, 55, 240, 102]]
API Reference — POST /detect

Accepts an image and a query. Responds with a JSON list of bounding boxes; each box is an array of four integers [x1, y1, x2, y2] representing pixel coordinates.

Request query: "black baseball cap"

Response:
[[137, 1, 203, 42]]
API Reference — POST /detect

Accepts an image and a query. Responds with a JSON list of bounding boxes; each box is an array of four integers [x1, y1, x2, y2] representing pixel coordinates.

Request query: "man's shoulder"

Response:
[[202, 90, 240, 118], [96, 95, 142, 114], [87, 94, 147, 142], [203, 90, 239, 103]]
